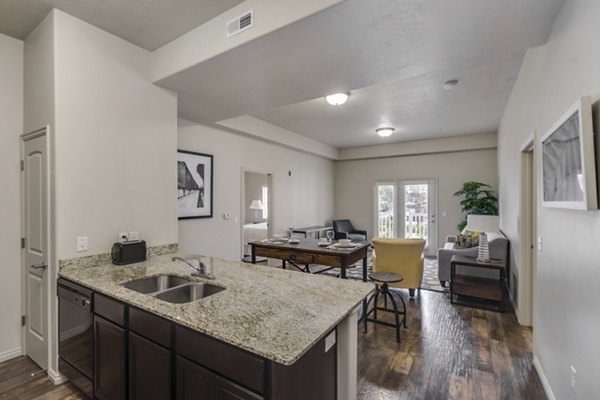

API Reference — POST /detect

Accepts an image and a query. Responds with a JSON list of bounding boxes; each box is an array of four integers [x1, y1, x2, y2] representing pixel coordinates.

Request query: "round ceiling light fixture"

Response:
[[376, 127, 394, 137], [325, 92, 349, 106], [443, 79, 459, 90]]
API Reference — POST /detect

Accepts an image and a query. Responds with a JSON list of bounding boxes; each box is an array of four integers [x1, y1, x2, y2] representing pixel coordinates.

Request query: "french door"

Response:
[[375, 179, 437, 256]]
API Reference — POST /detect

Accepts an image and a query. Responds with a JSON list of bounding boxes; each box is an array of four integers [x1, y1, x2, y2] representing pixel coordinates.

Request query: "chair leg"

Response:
[[384, 289, 401, 343], [373, 285, 380, 321], [409, 288, 415, 297], [440, 281, 447, 288]]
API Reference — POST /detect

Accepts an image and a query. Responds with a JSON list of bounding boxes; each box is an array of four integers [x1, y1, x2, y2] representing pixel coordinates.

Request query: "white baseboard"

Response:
[[533, 356, 556, 400], [48, 367, 67, 385], [0, 347, 23, 363]]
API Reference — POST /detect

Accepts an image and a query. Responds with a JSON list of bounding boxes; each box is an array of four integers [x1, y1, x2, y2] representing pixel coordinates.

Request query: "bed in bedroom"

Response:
[[243, 222, 268, 256]]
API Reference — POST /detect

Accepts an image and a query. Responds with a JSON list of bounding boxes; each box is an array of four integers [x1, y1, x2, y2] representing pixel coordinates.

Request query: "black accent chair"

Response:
[[332, 219, 367, 242]]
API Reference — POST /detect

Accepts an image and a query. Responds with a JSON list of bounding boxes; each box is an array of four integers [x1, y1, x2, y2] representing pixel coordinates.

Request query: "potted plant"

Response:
[[454, 181, 498, 231]]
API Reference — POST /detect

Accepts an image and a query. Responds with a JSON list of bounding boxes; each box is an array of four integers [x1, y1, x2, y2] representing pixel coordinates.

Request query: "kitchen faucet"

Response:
[[172, 256, 215, 279]]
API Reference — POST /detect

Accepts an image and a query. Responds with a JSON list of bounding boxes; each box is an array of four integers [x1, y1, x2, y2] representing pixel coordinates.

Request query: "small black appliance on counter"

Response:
[[111, 240, 146, 265]]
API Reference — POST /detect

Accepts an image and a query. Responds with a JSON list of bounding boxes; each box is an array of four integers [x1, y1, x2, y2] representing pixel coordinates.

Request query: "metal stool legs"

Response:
[[363, 283, 407, 343]]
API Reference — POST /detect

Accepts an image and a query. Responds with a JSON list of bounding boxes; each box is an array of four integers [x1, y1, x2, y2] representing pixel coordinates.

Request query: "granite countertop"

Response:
[[59, 252, 373, 366]]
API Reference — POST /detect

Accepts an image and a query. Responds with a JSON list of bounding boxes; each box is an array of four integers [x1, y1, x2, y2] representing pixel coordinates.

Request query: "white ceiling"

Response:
[[158, 0, 565, 148], [1, 0, 565, 149], [0, 0, 243, 51]]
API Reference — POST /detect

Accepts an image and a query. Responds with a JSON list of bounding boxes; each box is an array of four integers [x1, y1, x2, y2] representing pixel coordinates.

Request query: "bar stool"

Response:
[[363, 272, 407, 343]]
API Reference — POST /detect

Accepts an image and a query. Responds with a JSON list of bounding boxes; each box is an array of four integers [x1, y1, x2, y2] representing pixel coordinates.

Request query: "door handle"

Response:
[[30, 262, 47, 270]]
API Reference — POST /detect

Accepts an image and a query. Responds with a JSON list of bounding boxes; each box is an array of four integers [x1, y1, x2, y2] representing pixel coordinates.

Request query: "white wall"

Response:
[[497, 1, 600, 398], [0, 33, 23, 361], [178, 118, 335, 260], [22, 9, 179, 376], [53, 10, 178, 259], [335, 148, 498, 251]]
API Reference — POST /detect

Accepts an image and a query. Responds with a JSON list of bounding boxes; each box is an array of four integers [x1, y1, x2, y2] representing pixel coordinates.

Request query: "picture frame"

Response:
[[177, 150, 213, 219], [541, 96, 598, 210]]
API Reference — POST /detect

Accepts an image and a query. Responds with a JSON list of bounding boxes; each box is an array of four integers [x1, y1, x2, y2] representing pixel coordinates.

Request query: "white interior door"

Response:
[[399, 179, 437, 256], [22, 129, 49, 369]]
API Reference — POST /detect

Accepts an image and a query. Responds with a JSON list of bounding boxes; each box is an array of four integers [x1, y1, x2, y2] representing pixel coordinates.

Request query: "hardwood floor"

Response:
[[358, 289, 546, 400], [0, 290, 545, 400], [0, 356, 86, 399]]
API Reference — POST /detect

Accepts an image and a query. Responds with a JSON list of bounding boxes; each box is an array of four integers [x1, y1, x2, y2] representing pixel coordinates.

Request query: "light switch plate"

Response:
[[76, 236, 88, 252]]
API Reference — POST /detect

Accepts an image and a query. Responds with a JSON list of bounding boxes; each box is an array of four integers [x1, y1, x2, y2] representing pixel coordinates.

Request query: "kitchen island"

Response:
[[59, 251, 372, 400]]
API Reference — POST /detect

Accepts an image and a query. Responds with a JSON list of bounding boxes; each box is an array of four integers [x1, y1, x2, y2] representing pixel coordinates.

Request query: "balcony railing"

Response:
[[405, 213, 428, 239], [378, 214, 394, 238]]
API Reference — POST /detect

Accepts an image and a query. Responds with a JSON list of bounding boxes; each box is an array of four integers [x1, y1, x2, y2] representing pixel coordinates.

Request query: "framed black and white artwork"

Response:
[[177, 150, 213, 219]]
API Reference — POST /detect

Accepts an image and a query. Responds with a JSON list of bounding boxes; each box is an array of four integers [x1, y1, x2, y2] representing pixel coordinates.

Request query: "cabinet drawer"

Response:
[[129, 307, 172, 349], [256, 247, 314, 264], [94, 293, 126, 326], [176, 326, 265, 394]]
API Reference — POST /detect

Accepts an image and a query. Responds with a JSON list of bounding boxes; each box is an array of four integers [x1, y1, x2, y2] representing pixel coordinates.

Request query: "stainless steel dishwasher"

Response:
[[58, 278, 93, 398]]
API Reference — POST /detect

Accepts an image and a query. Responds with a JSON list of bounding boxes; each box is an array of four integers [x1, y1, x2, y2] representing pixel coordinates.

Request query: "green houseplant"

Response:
[[453, 181, 498, 231]]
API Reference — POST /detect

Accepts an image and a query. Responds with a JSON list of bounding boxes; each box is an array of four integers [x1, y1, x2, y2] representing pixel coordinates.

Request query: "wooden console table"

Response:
[[249, 239, 369, 281], [450, 255, 506, 311]]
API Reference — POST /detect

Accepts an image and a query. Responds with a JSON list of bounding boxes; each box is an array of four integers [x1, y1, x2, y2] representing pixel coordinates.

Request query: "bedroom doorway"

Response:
[[241, 169, 273, 261]]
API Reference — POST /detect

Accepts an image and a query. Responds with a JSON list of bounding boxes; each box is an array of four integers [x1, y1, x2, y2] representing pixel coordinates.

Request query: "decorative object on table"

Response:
[[371, 238, 426, 297], [465, 215, 500, 263], [541, 96, 597, 210], [177, 150, 213, 219], [287, 226, 294, 238], [249, 199, 263, 222], [454, 232, 480, 249], [326, 229, 334, 244], [332, 219, 367, 242], [453, 181, 498, 231]]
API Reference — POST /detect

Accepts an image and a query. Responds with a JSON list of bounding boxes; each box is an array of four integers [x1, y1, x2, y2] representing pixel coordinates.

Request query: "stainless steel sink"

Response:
[[153, 283, 225, 304], [122, 275, 190, 294]]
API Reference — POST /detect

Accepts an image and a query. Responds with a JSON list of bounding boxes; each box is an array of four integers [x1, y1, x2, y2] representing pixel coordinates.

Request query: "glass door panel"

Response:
[[375, 183, 396, 238]]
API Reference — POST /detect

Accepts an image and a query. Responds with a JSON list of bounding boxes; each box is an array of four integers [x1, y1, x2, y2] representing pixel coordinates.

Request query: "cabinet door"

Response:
[[94, 316, 126, 400], [176, 356, 214, 400], [129, 333, 172, 400], [215, 377, 263, 400]]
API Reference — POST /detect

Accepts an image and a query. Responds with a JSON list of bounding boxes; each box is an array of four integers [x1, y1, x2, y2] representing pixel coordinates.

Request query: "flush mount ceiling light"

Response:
[[325, 92, 349, 106], [376, 127, 394, 137], [443, 79, 459, 90]]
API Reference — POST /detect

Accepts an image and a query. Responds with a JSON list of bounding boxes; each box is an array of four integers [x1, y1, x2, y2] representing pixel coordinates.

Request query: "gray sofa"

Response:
[[437, 232, 509, 287]]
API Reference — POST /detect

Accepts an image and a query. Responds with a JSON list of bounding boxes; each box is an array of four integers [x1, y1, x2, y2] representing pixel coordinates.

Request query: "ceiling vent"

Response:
[[227, 10, 254, 38]]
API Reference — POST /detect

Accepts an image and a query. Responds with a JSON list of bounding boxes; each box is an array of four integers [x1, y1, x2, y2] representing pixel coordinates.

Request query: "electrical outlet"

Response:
[[537, 236, 543, 252], [570, 365, 577, 392], [234, 216, 239, 224], [129, 231, 139, 241], [118, 232, 129, 243], [76, 236, 88, 252]]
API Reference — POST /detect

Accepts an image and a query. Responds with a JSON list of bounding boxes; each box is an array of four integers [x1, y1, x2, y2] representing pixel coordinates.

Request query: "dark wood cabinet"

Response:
[[94, 316, 127, 400], [176, 356, 214, 400], [129, 333, 172, 400], [215, 376, 263, 400], [87, 290, 335, 400]]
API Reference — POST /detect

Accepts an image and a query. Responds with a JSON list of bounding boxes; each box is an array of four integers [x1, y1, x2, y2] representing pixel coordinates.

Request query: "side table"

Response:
[[450, 255, 506, 311]]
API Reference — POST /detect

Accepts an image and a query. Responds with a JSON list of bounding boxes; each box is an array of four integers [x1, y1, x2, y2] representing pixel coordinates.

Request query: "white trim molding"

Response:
[[533, 356, 556, 400], [0, 347, 23, 363], [48, 367, 67, 385]]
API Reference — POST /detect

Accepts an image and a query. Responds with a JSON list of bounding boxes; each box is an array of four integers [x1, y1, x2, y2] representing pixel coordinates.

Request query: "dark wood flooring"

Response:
[[0, 290, 545, 400], [358, 289, 546, 400]]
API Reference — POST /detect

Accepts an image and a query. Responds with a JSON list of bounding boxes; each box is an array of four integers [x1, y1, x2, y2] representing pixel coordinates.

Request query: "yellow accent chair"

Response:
[[372, 238, 426, 297]]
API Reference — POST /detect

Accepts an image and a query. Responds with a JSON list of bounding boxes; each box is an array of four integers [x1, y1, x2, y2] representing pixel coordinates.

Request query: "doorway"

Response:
[[241, 169, 273, 261], [518, 136, 536, 326], [374, 179, 437, 256], [21, 127, 51, 370]]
